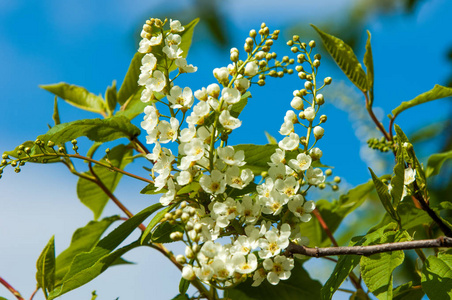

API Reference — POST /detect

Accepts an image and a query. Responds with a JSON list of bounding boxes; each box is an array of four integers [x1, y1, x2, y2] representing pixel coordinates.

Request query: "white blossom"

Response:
[[219, 110, 242, 130]]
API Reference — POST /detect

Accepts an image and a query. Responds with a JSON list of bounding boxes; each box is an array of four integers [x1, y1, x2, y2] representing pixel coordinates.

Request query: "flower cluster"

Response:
[[137, 19, 334, 288]]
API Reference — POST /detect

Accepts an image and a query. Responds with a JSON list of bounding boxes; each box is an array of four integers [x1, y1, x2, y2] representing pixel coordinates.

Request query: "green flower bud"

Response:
[[2, 154, 8, 160], [316, 94, 325, 105], [309, 40, 316, 48], [176, 255, 187, 264], [293, 35, 300, 42], [24, 147, 31, 154], [11, 161, 17, 167], [332, 185, 339, 191], [282, 56, 289, 63], [304, 81, 313, 90], [291, 46, 299, 53], [313, 59, 320, 68], [334, 176, 341, 183], [324, 77, 332, 85], [277, 71, 284, 77], [249, 29, 257, 38], [286, 40, 294, 46], [325, 169, 333, 176], [297, 54, 305, 63], [1, 159, 7, 166], [14, 167, 21, 173], [265, 39, 273, 46], [306, 74, 313, 81], [314, 54, 322, 60], [170, 231, 184, 241], [295, 65, 303, 72], [58, 147, 65, 153], [320, 115, 327, 123], [16, 150, 22, 156], [47, 141, 55, 148], [287, 69, 294, 74], [298, 72, 306, 79], [19, 161, 25, 166], [18, 145, 25, 151]]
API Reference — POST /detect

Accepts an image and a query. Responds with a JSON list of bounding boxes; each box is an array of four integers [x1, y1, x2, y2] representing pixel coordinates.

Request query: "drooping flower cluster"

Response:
[[136, 19, 335, 288]]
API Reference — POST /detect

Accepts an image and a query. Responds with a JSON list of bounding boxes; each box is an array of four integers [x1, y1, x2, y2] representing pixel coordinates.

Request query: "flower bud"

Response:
[[286, 40, 294, 46], [316, 94, 325, 105], [309, 40, 316, 48], [313, 126, 324, 139], [293, 35, 300, 42], [324, 77, 332, 85], [1, 154, 8, 160], [320, 115, 327, 123], [298, 72, 306, 80], [310, 147, 323, 160], [314, 54, 322, 60], [334, 176, 341, 183], [313, 59, 320, 67], [182, 265, 195, 280], [170, 231, 184, 241], [230, 52, 239, 62], [304, 81, 313, 90], [194, 223, 203, 233], [297, 54, 305, 63], [291, 97, 304, 110], [207, 83, 220, 98], [249, 29, 257, 38], [176, 255, 187, 264], [291, 47, 299, 53], [181, 212, 190, 223], [255, 51, 265, 60], [244, 62, 259, 76], [304, 107, 315, 121]]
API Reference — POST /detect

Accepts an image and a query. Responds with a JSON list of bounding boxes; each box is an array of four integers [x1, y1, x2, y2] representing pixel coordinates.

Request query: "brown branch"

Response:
[[29, 287, 38, 300], [364, 92, 391, 142], [313, 208, 338, 247], [286, 236, 452, 257], [0, 276, 24, 300]]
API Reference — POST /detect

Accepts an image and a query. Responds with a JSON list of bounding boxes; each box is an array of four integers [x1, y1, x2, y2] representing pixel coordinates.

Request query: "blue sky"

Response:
[[0, 0, 451, 299]]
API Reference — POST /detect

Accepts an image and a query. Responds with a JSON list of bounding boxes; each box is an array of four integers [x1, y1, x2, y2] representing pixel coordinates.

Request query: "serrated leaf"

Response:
[[105, 80, 117, 114], [40, 82, 106, 115], [48, 204, 161, 299], [37, 116, 140, 144], [364, 30, 374, 104], [311, 25, 367, 92], [151, 221, 184, 243], [3, 141, 61, 164], [36, 236, 56, 295], [391, 85, 452, 120], [54, 216, 120, 284], [228, 260, 321, 300], [77, 144, 134, 219], [390, 142, 405, 208], [321, 223, 398, 300], [421, 253, 452, 299], [234, 144, 278, 175], [140, 204, 170, 244], [117, 19, 199, 106], [426, 150, 452, 177], [361, 231, 408, 300], [369, 168, 400, 223]]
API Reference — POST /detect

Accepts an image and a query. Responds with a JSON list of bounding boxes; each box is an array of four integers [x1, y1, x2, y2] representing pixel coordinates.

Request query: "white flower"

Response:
[[219, 110, 242, 130], [211, 259, 234, 280], [176, 170, 192, 186], [175, 57, 197, 73], [278, 132, 299, 151], [279, 121, 294, 136], [288, 195, 315, 222], [234, 76, 250, 91], [252, 268, 267, 287], [304, 107, 316, 121], [165, 33, 181, 46], [163, 45, 183, 60], [261, 190, 288, 215], [257, 177, 274, 200], [170, 19, 185, 32], [140, 86, 154, 103], [221, 87, 241, 105], [263, 255, 294, 285], [212, 197, 243, 227], [288, 153, 312, 172], [199, 170, 226, 195], [275, 177, 299, 198], [268, 162, 285, 180], [241, 196, 261, 224], [167, 86, 194, 109], [194, 265, 214, 282], [290, 97, 304, 110], [258, 224, 291, 259], [232, 253, 258, 274], [150, 34, 163, 46], [194, 87, 208, 101], [158, 118, 179, 143], [184, 138, 205, 161], [284, 110, 298, 124], [226, 166, 254, 189], [147, 70, 166, 92], [201, 241, 222, 258], [310, 147, 323, 160], [313, 126, 324, 139], [186, 101, 210, 125], [306, 167, 325, 185], [404, 168, 416, 185], [244, 61, 259, 76], [269, 149, 285, 166], [145, 143, 161, 161], [207, 83, 220, 98], [138, 38, 152, 53], [179, 125, 196, 143], [141, 105, 159, 132], [159, 178, 176, 206], [218, 146, 245, 166], [213, 67, 229, 83]]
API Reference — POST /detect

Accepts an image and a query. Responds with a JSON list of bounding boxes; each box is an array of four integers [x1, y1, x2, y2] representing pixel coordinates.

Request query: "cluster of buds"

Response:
[[367, 137, 395, 152]]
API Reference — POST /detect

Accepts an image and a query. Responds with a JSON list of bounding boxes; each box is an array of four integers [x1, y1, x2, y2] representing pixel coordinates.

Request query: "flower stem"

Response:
[[0, 276, 24, 300]]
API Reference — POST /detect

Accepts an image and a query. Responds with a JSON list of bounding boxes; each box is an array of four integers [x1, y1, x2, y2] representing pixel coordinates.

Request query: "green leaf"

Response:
[[171, 294, 189, 300], [321, 223, 398, 300], [151, 221, 184, 243], [105, 80, 117, 114], [426, 150, 452, 177], [311, 25, 367, 92], [364, 30, 374, 104], [40, 82, 106, 115], [369, 168, 400, 223], [234, 144, 277, 175], [390, 142, 405, 208], [36, 236, 56, 295], [140, 204, 170, 245], [54, 216, 120, 284], [3, 141, 61, 164], [117, 19, 199, 106], [228, 260, 321, 300], [360, 231, 408, 300], [393, 282, 424, 300], [421, 253, 452, 299], [264, 131, 277, 144], [300, 180, 375, 248], [230, 91, 251, 118], [179, 278, 190, 295], [38, 116, 140, 144], [140, 183, 167, 195], [77, 144, 134, 219], [52, 96, 61, 126], [391, 85, 452, 120], [48, 204, 162, 300]]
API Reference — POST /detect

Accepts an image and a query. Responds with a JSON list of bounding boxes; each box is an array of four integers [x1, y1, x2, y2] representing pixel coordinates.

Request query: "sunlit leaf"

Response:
[[426, 150, 452, 177], [364, 30, 374, 104], [369, 168, 400, 223], [393, 282, 424, 300], [36, 236, 56, 295], [421, 253, 452, 299]]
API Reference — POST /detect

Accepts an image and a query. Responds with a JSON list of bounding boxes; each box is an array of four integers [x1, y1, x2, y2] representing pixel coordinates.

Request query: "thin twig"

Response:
[[0, 276, 24, 300], [286, 236, 452, 257], [29, 287, 38, 300]]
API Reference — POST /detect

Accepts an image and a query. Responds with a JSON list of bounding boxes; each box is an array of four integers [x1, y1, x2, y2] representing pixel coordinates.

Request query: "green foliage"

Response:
[[151, 221, 184, 243], [179, 278, 190, 295], [37, 116, 140, 144], [105, 80, 118, 114], [140, 204, 170, 244], [363, 30, 374, 104], [391, 85, 452, 120], [369, 168, 400, 224], [392, 282, 424, 300], [360, 230, 409, 300], [421, 253, 452, 299], [54, 216, 120, 284], [228, 260, 321, 300], [390, 142, 405, 208], [426, 150, 452, 177], [311, 25, 368, 92], [40, 83, 106, 115], [36, 236, 56, 297], [321, 223, 398, 300], [48, 204, 161, 299], [4, 141, 60, 163], [77, 144, 134, 219]]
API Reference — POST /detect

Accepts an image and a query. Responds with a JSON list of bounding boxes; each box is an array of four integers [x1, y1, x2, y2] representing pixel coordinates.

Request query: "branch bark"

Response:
[[286, 236, 452, 257]]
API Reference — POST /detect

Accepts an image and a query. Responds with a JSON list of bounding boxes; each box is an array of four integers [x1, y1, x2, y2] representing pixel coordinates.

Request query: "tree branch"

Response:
[[286, 236, 452, 257], [0, 276, 24, 300]]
